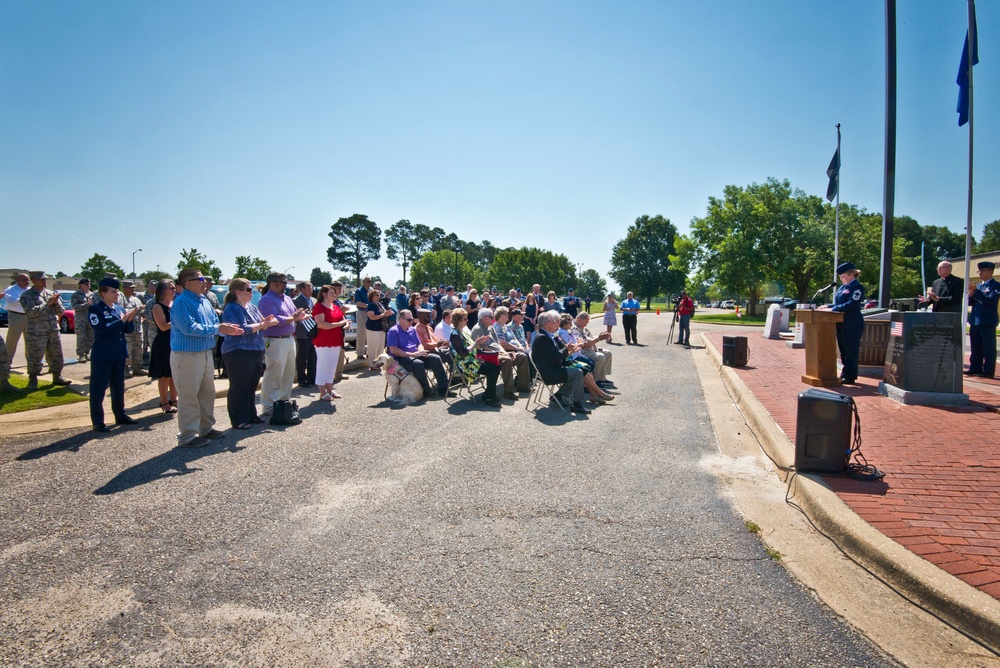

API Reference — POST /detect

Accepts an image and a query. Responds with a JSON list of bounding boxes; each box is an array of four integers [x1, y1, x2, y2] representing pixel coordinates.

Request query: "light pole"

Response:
[[132, 249, 142, 278]]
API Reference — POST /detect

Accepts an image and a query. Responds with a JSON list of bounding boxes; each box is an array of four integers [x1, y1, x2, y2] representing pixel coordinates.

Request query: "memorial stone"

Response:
[[879, 311, 967, 405]]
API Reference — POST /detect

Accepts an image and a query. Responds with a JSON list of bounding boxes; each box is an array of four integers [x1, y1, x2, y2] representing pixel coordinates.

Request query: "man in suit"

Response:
[[920, 261, 964, 313], [966, 261, 1000, 378], [294, 281, 317, 387], [530, 310, 589, 414]]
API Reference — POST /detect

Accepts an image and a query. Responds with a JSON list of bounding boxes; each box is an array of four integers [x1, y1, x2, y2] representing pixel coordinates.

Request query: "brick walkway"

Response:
[[704, 331, 1000, 600]]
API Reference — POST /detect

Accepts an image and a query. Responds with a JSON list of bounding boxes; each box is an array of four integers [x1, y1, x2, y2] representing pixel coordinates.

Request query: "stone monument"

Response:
[[878, 311, 967, 405]]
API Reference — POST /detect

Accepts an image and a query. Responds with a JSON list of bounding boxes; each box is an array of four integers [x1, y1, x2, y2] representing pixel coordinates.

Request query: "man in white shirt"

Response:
[[434, 309, 455, 342], [3, 272, 30, 358]]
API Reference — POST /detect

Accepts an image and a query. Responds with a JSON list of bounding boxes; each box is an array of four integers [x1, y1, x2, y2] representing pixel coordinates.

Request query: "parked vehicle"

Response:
[[60, 309, 75, 333], [0, 297, 8, 327], [720, 300, 736, 309]]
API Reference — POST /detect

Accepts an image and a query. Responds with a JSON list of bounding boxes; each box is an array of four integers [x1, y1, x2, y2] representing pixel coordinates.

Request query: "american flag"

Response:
[[891, 321, 904, 338]]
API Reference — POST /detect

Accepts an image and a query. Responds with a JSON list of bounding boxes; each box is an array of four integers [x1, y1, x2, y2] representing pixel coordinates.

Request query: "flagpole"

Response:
[[962, 0, 976, 344], [834, 123, 841, 284]]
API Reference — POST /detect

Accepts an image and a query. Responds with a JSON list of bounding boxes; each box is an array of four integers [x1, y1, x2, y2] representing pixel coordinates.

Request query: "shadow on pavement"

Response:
[[93, 438, 246, 496]]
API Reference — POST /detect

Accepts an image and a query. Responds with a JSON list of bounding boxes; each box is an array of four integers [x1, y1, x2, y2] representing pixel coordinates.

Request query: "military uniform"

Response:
[[70, 285, 95, 359], [88, 281, 137, 430], [0, 332, 18, 392], [121, 284, 145, 375], [19, 272, 69, 388], [143, 292, 158, 361], [830, 263, 866, 384], [968, 262, 1000, 378]]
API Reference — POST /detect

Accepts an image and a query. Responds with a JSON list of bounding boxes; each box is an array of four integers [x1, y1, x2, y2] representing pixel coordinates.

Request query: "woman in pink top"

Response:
[[313, 283, 348, 401]]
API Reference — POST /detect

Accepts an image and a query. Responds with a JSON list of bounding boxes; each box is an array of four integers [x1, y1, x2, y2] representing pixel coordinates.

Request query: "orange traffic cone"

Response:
[[656, 308, 660, 315], [735, 305, 742, 318]]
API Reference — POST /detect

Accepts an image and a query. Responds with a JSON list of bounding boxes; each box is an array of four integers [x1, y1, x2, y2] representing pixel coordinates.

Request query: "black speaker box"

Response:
[[722, 335, 748, 367], [795, 389, 852, 473]]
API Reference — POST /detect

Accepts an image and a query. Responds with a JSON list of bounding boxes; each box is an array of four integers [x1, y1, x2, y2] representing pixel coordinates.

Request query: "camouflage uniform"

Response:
[[121, 291, 144, 374], [20, 284, 66, 383], [0, 332, 16, 392], [143, 294, 158, 358], [70, 287, 95, 358]]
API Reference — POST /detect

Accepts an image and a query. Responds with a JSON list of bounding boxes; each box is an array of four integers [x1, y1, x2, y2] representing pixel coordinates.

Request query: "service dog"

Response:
[[378, 352, 424, 405]]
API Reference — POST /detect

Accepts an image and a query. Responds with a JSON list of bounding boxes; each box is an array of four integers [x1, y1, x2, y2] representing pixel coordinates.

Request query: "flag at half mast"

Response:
[[826, 137, 840, 202]]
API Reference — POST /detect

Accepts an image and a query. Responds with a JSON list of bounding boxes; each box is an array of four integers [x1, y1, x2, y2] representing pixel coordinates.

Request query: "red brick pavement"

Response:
[[705, 331, 1000, 600]]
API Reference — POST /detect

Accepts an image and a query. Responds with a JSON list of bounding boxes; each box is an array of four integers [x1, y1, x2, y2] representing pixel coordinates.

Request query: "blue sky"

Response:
[[1, 1, 995, 290]]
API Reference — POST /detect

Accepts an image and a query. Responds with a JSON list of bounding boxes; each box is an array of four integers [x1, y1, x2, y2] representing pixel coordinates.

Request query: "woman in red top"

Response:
[[313, 282, 348, 401]]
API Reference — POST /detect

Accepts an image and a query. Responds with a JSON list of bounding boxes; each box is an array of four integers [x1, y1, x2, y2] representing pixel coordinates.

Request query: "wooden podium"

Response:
[[795, 309, 844, 387]]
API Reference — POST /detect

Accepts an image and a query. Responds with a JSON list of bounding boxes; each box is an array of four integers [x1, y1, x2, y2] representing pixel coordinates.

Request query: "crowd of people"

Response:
[[0, 270, 631, 443]]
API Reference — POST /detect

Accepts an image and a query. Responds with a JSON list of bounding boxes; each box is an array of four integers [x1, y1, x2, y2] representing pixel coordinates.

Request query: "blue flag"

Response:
[[957, 4, 979, 127]]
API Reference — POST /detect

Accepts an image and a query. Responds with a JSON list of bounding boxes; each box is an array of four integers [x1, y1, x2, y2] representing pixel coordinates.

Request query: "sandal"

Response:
[[320, 392, 333, 401], [330, 391, 342, 399], [168, 400, 178, 413], [159, 402, 172, 414]]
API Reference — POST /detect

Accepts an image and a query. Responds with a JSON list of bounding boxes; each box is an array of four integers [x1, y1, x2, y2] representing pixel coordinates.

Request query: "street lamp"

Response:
[[132, 249, 142, 278]]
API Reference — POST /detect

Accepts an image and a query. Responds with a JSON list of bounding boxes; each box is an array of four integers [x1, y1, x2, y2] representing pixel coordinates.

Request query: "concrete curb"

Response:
[[700, 332, 1000, 655]]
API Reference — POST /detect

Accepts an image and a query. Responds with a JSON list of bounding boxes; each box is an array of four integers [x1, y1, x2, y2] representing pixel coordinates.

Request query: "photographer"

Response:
[[675, 291, 694, 346]]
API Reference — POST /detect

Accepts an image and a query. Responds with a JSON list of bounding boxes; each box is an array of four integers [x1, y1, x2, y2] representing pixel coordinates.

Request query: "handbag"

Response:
[[269, 399, 302, 426], [302, 317, 319, 339]]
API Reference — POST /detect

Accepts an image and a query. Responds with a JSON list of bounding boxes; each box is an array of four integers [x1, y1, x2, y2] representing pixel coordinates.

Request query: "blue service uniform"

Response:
[[88, 301, 135, 428], [968, 277, 1000, 377], [830, 278, 865, 382]]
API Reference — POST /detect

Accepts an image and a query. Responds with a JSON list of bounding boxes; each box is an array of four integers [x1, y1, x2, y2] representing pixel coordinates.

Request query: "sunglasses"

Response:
[[240, 287, 253, 293], [187, 276, 206, 283]]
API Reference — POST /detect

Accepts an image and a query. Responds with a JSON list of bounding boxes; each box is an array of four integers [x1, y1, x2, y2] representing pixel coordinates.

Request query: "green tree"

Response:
[[977, 220, 1000, 253], [410, 249, 480, 288], [385, 220, 437, 284], [578, 268, 607, 302], [79, 254, 126, 285], [485, 248, 577, 295], [327, 213, 381, 284], [310, 267, 333, 286], [610, 214, 686, 310], [177, 248, 222, 281], [776, 194, 834, 302], [234, 255, 272, 281], [140, 269, 172, 282]]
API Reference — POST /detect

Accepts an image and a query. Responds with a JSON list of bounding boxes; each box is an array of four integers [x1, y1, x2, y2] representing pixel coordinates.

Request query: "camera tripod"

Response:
[[667, 307, 680, 344]]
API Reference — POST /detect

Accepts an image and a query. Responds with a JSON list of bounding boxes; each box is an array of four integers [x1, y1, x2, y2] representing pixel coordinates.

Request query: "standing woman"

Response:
[[149, 279, 178, 414], [89, 278, 140, 432], [314, 283, 348, 401], [366, 288, 391, 369], [221, 278, 278, 429], [523, 292, 538, 344], [465, 288, 481, 329], [823, 262, 865, 385], [602, 293, 618, 343]]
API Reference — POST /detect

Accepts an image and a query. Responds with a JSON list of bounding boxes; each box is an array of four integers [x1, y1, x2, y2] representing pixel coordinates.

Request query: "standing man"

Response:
[[293, 281, 317, 388], [20, 271, 71, 389], [621, 291, 641, 345], [676, 290, 695, 346], [121, 281, 146, 376], [920, 261, 965, 313], [170, 267, 243, 447], [563, 288, 581, 318], [584, 295, 592, 314], [4, 272, 30, 359], [966, 261, 999, 379], [353, 276, 372, 360], [258, 272, 308, 415], [70, 278, 95, 362]]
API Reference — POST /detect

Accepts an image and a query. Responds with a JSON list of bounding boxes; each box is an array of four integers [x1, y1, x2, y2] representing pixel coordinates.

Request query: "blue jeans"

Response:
[[678, 314, 691, 344]]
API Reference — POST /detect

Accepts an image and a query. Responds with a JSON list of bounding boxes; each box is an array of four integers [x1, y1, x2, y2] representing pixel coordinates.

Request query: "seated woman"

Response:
[[449, 307, 501, 407], [557, 313, 614, 404]]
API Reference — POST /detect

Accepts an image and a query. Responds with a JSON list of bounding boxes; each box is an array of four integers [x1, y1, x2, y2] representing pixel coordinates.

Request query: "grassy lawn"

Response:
[[0, 374, 87, 415], [692, 312, 767, 324]]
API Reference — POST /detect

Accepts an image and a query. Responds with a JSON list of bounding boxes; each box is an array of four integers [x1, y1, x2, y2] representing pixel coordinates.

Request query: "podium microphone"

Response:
[[812, 282, 837, 303]]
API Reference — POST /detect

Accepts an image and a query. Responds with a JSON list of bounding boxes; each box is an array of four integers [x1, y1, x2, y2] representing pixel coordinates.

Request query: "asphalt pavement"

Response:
[[0, 317, 895, 666]]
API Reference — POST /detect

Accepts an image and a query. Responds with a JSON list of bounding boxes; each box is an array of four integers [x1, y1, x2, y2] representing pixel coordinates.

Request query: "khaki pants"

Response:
[[582, 348, 612, 381], [355, 308, 368, 356], [262, 337, 295, 414], [170, 349, 216, 445], [6, 311, 27, 359], [505, 352, 531, 391], [335, 347, 346, 382], [366, 329, 386, 368]]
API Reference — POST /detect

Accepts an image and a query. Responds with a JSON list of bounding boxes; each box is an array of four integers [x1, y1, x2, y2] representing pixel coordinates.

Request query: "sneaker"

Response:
[[180, 436, 211, 448], [202, 429, 225, 440]]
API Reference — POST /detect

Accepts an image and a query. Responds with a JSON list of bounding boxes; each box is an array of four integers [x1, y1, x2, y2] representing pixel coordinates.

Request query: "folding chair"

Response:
[[525, 350, 566, 413], [445, 359, 487, 405]]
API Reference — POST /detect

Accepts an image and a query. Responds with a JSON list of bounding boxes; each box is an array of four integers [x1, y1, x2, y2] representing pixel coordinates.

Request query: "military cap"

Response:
[[836, 262, 857, 275], [121, 280, 135, 288], [99, 277, 120, 290], [78, 278, 91, 285], [978, 261, 995, 271], [28, 270, 48, 280]]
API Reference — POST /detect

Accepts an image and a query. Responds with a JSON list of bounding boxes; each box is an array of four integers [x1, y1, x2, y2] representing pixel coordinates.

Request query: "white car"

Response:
[[343, 305, 358, 348]]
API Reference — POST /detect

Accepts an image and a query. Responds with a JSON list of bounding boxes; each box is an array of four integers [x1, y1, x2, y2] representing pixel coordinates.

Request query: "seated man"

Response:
[[469, 307, 520, 400], [530, 311, 589, 414], [386, 309, 452, 399], [572, 312, 613, 386], [434, 308, 454, 342], [414, 308, 453, 367], [491, 306, 533, 391]]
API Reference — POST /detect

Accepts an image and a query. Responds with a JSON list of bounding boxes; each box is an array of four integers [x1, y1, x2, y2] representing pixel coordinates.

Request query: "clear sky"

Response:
[[1, 1, 995, 290]]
